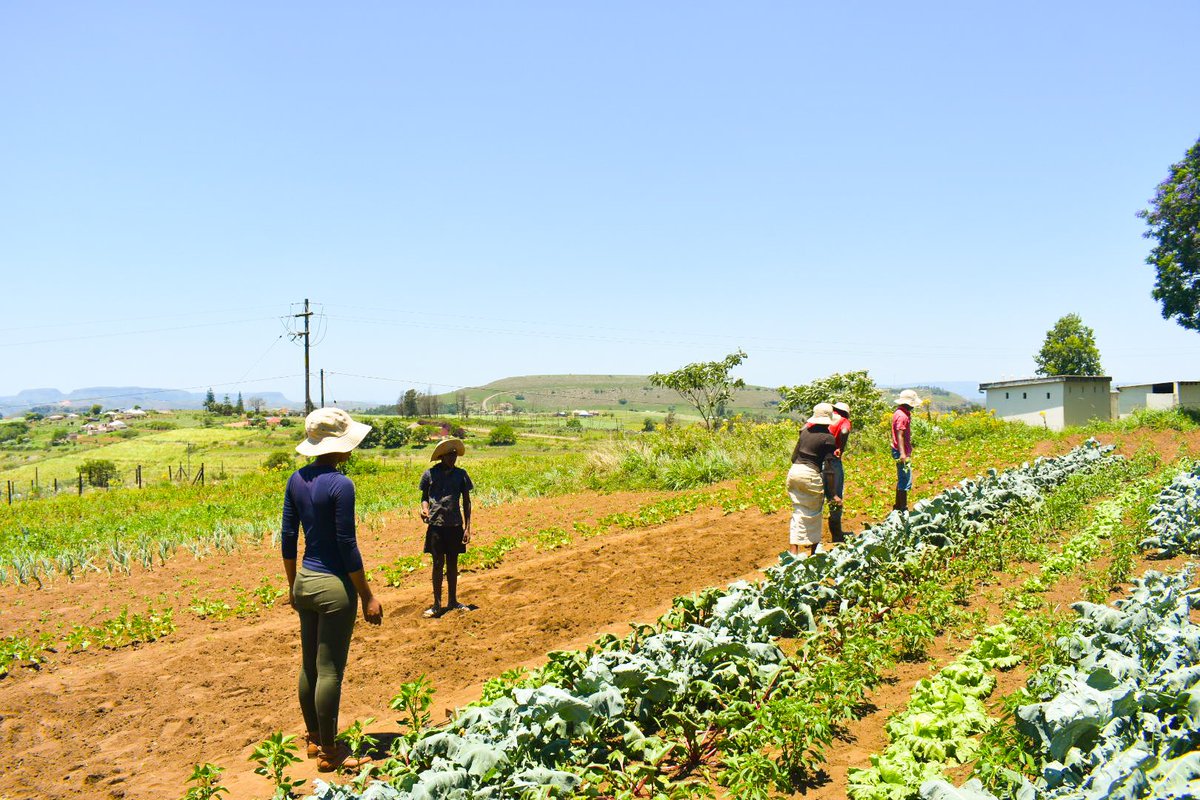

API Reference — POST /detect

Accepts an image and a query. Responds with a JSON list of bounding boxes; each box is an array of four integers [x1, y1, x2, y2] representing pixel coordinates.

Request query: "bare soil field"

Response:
[[1, 430, 1197, 800]]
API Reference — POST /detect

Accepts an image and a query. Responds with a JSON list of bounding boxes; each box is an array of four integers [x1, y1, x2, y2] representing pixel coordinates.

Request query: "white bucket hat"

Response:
[[295, 408, 372, 457], [807, 402, 835, 426], [894, 389, 922, 407], [430, 437, 466, 460], [832, 402, 851, 415]]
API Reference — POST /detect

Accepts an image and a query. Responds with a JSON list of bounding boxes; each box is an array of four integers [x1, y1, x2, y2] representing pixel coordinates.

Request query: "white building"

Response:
[[1115, 381, 1200, 418], [979, 376, 1112, 431]]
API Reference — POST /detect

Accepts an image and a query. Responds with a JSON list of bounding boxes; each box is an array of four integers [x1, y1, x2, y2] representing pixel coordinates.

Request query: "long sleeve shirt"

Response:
[[891, 408, 912, 457], [280, 464, 363, 576]]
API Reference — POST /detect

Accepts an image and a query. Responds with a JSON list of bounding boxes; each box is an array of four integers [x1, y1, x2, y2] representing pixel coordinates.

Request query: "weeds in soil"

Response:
[[249, 732, 304, 799], [179, 762, 229, 800]]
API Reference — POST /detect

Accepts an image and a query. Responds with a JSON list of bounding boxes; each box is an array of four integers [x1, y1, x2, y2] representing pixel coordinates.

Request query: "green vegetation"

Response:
[[1034, 312, 1104, 376], [649, 349, 749, 430], [1139, 135, 1200, 333]]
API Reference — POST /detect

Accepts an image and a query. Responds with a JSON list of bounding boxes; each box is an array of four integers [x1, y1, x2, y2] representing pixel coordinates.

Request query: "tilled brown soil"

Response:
[[0, 430, 1197, 800]]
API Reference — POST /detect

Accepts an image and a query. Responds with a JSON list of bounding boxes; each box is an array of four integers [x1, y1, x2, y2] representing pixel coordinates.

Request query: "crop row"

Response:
[[924, 566, 1200, 800], [287, 441, 1118, 799]]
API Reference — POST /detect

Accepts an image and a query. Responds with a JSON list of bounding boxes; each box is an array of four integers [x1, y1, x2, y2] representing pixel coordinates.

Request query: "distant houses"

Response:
[[980, 375, 1200, 430], [978, 376, 1112, 431], [1115, 381, 1200, 418]]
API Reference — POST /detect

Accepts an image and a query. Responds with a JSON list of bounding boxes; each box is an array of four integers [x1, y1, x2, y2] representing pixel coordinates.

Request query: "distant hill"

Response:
[[446, 374, 783, 416], [0, 386, 302, 416], [437, 375, 978, 417]]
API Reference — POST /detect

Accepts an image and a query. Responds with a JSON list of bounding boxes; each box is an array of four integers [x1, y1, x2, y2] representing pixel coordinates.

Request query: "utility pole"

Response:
[[320, 369, 325, 408], [292, 299, 314, 413]]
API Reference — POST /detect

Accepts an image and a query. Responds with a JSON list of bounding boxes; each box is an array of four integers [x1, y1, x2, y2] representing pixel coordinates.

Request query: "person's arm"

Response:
[[902, 416, 913, 460], [348, 569, 383, 625], [462, 487, 472, 544], [280, 480, 300, 605], [419, 471, 431, 523]]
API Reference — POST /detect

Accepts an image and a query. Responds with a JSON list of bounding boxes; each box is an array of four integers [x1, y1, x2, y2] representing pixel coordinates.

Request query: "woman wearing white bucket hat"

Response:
[[280, 408, 382, 771], [891, 389, 922, 512], [786, 403, 838, 557]]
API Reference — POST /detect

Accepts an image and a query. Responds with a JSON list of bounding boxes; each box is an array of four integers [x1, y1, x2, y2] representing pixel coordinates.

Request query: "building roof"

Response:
[[1115, 380, 1200, 390], [979, 375, 1111, 391]]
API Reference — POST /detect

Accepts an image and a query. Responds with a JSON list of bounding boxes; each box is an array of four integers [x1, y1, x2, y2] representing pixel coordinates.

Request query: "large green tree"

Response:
[[649, 350, 747, 430], [1138, 136, 1200, 331], [777, 370, 887, 423], [1034, 314, 1103, 376]]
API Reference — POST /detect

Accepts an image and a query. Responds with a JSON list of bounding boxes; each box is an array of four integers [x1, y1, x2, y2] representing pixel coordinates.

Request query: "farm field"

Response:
[[0, 424, 1198, 800]]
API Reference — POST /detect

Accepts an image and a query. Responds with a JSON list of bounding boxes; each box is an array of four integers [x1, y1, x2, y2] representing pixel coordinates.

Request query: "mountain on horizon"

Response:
[[0, 386, 301, 416]]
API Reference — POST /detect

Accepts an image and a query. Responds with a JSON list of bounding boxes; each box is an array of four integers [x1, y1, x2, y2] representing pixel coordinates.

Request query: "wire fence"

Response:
[[3, 463, 206, 504]]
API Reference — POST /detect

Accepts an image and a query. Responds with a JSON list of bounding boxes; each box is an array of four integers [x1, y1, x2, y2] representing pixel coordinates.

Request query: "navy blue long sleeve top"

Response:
[[280, 464, 364, 576]]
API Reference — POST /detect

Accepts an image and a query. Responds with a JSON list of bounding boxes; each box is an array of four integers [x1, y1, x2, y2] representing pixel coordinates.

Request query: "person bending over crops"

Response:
[[281, 408, 383, 772], [891, 389, 922, 512], [420, 437, 473, 618], [786, 403, 838, 557], [825, 401, 852, 542]]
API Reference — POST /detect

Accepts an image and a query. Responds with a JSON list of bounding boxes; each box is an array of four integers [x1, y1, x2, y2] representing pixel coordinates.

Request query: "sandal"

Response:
[[447, 602, 470, 612], [422, 605, 442, 619], [316, 743, 372, 773], [305, 732, 319, 759]]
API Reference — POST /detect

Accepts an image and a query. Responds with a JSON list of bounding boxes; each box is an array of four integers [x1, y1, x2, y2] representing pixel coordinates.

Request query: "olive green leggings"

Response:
[[293, 568, 357, 748]]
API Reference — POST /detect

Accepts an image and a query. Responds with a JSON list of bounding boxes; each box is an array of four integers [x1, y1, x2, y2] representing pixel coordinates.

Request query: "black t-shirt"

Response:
[[791, 425, 837, 472], [419, 464, 474, 526]]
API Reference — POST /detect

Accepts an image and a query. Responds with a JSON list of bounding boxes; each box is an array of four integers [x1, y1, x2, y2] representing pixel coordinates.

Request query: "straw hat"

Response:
[[894, 389, 922, 407], [295, 408, 372, 457], [807, 402, 835, 426], [832, 402, 851, 415], [430, 437, 466, 460]]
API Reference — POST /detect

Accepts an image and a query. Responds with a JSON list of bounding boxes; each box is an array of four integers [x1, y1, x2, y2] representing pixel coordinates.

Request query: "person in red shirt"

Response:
[[825, 402, 851, 541], [891, 389, 922, 512]]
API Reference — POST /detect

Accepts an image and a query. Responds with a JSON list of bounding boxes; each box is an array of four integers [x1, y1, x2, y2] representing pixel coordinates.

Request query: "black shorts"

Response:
[[424, 525, 466, 556]]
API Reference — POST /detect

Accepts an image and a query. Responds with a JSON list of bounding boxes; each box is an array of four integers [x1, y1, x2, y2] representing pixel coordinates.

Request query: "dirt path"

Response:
[[0, 430, 1196, 799]]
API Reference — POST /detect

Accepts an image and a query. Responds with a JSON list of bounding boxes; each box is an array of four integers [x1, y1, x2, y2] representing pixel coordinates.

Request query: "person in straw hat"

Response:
[[281, 408, 383, 772], [786, 403, 839, 557], [891, 389, 923, 512], [419, 437, 473, 618]]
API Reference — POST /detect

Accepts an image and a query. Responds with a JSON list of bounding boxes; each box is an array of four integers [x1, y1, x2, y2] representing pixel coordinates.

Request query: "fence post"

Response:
[[137, 465, 142, 489], [168, 465, 173, 481], [54, 477, 58, 494], [34, 467, 38, 489], [78, 473, 83, 496], [6, 480, 11, 505]]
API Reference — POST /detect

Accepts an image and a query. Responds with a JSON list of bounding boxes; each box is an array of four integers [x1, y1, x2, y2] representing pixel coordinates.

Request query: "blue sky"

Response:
[[2, 2, 1198, 407]]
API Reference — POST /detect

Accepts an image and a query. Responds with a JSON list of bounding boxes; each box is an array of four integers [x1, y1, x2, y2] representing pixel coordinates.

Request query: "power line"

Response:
[[0, 316, 279, 348]]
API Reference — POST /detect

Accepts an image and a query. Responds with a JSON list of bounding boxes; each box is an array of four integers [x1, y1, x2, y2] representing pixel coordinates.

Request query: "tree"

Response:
[[235, 393, 245, 415], [455, 389, 469, 418], [203, 389, 215, 412], [488, 423, 517, 446], [79, 459, 119, 488], [1034, 314, 1104, 376], [649, 350, 748, 430], [401, 389, 419, 417], [248, 396, 266, 413], [417, 390, 438, 417], [777, 370, 888, 423], [1138, 136, 1200, 331], [90, 403, 103, 416]]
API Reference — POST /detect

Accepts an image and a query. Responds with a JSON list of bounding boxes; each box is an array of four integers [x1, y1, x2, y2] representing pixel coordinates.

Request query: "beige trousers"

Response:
[[786, 462, 825, 546]]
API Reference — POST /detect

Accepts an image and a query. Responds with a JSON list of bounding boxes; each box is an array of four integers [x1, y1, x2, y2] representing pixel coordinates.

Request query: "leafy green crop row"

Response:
[[293, 441, 1117, 799], [925, 567, 1200, 800]]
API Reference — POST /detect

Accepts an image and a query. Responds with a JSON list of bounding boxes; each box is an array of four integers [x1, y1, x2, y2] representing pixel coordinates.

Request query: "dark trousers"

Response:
[[293, 568, 357, 748]]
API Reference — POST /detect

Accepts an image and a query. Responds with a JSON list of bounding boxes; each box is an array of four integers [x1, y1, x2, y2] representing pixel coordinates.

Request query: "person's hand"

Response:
[[362, 595, 383, 625], [831, 496, 843, 507], [419, 511, 430, 524], [463, 526, 472, 545]]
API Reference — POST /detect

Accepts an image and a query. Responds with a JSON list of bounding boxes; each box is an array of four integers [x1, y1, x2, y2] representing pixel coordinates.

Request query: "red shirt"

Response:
[[828, 416, 851, 455], [891, 407, 912, 456]]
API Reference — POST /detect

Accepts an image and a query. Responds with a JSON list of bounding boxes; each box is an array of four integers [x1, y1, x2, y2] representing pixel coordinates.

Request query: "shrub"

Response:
[[489, 424, 518, 446], [565, 418, 583, 432], [143, 420, 179, 431], [263, 452, 295, 472], [79, 459, 119, 488], [643, 418, 656, 432], [0, 421, 30, 443]]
